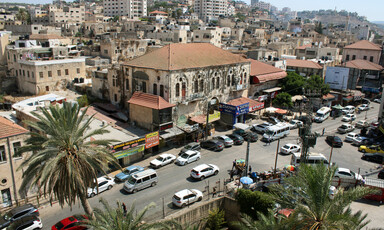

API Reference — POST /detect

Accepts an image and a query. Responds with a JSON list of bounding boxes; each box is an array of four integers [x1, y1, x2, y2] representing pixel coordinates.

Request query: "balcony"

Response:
[[231, 84, 248, 92], [180, 92, 204, 103]]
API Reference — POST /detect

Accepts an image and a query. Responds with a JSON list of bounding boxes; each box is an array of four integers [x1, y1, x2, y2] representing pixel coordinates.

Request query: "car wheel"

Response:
[[151, 182, 157, 187], [197, 196, 202, 202], [108, 185, 112, 190], [196, 157, 200, 161], [200, 176, 205, 180], [132, 189, 138, 194], [214, 171, 218, 175], [361, 149, 366, 153], [90, 193, 95, 198], [181, 203, 186, 208]]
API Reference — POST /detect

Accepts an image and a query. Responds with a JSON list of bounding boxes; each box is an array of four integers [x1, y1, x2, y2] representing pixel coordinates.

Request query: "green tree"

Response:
[[77, 94, 89, 107], [279, 72, 305, 96], [232, 210, 290, 230], [269, 164, 374, 229], [273, 92, 293, 108], [204, 208, 226, 230], [305, 75, 330, 96], [17, 103, 120, 217], [235, 13, 246, 22], [112, 15, 119, 22], [16, 8, 31, 24], [235, 189, 275, 220], [315, 22, 323, 34]]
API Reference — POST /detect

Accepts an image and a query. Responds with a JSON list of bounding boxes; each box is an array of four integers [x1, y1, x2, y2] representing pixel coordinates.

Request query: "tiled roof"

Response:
[[128, 92, 175, 110], [0, 116, 28, 139], [124, 43, 250, 71], [345, 59, 384, 71], [249, 59, 287, 76], [29, 34, 65, 40], [344, 40, 382, 51], [149, 10, 168, 15], [296, 44, 312, 50], [286, 59, 323, 69]]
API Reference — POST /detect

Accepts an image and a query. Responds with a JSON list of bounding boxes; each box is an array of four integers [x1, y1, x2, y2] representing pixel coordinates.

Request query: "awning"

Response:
[[322, 93, 335, 100], [275, 109, 288, 114], [332, 104, 343, 110], [252, 72, 287, 84], [160, 127, 184, 140], [292, 95, 307, 102], [263, 87, 281, 93], [227, 97, 264, 112], [343, 96, 353, 101], [189, 111, 221, 124], [34, 50, 52, 54]]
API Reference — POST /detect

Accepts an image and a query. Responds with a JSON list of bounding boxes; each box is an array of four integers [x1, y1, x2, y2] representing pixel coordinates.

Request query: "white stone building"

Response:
[[103, 0, 147, 19]]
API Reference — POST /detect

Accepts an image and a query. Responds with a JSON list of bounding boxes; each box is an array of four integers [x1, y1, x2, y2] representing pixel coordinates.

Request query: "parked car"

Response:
[[115, 165, 145, 182], [332, 168, 364, 188], [227, 133, 244, 145], [358, 145, 384, 154], [326, 135, 343, 147], [87, 177, 115, 198], [172, 189, 203, 208], [52, 215, 88, 230], [213, 135, 234, 147], [280, 144, 301, 155], [200, 139, 224, 151], [342, 114, 356, 122], [374, 98, 381, 103], [334, 168, 363, 180], [358, 104, 370, 111], [233, 130, 258, 142], [268, 117, 281, 125], [175, 150, 201, 166], [342, 105, 355, 114], [7, 216, 42, 230], [361, 152, 384, 164], [370, 120, 379, 128], [0, 204, 39, 229], [352, 136, 377, 147], [345, 133, 359, 142], [251, 122, 272, 134], [179, 142, 201, 156], [150, 153, 176, 168], [287, 120, 303, 129], [378, 169, 384, 179], [355, 120, 369, 129], [337, 123, 355, 134], [190, 164, 220, 180]]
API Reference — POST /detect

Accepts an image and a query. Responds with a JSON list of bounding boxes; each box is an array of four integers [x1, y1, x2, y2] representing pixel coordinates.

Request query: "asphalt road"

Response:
[[40, 103, 382, 229]]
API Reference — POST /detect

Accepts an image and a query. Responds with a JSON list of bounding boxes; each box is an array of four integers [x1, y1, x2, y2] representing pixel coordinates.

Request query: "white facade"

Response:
[[103, 0, 147, 19], [48, 5, 85, 23], [194, 0, 229, 22]]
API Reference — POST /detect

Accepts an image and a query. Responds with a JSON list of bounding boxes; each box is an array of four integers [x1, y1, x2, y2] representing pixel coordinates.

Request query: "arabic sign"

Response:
[[219, 103, 249, 116], [250, 102, 264, 112], [219, 103, 236, 114], [113, 145, 145, 159], [112, 137, 146, 151], [145, 131, 159, 149], [208, 111, 220, 122]]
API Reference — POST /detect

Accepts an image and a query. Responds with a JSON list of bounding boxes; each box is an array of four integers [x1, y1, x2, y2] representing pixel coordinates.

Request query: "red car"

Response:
[[52, 215, 88, 230]]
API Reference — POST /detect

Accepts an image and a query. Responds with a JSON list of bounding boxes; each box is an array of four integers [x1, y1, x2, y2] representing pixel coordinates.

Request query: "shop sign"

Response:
[[112, 137, 145, 151], [160, 122, 173, 131], [257, 95, 268, 102], [237, 103, 249, 115], [219, 103, 237, 114], [208, 111, 220, 122], [271, 91, 278, 99], [113, 145, 145, 159], [145, 131, 159, 149], [250, 102, 264, 111], [362, 87, 380, 93]]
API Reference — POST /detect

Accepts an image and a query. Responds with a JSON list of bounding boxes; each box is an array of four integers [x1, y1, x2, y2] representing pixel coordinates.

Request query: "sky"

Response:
[[3, 0, 383, 22]]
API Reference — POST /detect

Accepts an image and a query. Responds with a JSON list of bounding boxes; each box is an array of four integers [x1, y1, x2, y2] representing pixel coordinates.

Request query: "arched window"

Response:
[[153, 83, 157, 95], [227, 75, 231, 86], [211, 78, 215, 90], [200, 79, 204, 92], [194, 79, 198, 93], [244, 72, 247, 83], [182, 82, 186, 98], [216, 77, 220, 89], [232, 75, 235, 86], [160, 85, 164, 97], [176, 83, 180, 97], [240, 73, 243, 84]]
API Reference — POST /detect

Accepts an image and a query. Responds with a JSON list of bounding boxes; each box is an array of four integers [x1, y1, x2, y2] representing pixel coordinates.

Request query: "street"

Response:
[[40, 103, 383, 229]]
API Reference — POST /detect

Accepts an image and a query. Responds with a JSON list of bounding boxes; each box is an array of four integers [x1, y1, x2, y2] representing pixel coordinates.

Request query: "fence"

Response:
[[0, 194, 56, 213]]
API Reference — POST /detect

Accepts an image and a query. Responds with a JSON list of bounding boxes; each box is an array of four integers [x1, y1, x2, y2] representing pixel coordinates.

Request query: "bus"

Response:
[[262, 123, 290, 142], [314, 107, 331, 123]]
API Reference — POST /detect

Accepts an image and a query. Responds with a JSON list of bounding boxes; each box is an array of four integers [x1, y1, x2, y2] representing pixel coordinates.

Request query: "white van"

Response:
[[123, 169, 158, 193], [314, 107, 331, 123], [291, 152, 329, 166], [342, 105, 355, 114], [262, 123, 290, 142]]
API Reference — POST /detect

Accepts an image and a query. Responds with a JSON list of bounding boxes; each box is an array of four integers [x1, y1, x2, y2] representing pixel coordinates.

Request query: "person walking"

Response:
[[122, 202, 127, 216], [232, 159, 236, 170], [230, 170, 234, 181], [322, 128, 325, 136], [212, 187, 217, 198]]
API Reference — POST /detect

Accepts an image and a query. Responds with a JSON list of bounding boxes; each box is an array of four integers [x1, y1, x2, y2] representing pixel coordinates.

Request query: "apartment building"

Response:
[[194, 0, 229, 22], [192, 27, 223, 47], [342, 40, 382, 65], [103, 0, 147, 19], [48, 5, 85, 23], [100, 38, 148, 63]]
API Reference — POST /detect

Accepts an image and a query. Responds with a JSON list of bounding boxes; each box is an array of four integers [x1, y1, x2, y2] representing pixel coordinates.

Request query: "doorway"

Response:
[[1, 188, 12, 207]]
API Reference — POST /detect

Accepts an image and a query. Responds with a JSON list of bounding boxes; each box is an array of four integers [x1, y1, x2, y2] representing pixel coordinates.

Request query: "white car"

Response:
[[150, 153, 176, 168], [214, 135, 234, 147], [190, 164, 220, 180], [358, 104, 369, 111], [374, 98, 381, 103], [87, 177, 115, 198], [8, 216, 43, 230], [342, 105, 355, 114], [342, 114, 356, 122], [337, 123, 355, 134], [280, 143, 301, 155], [345, 132, 359, 142], [287, 120, 303, 129], [333, 168, 364, 188], [355, 120, 369, 129], [172, 189, 203, 208], [176, 150, 201, 166]]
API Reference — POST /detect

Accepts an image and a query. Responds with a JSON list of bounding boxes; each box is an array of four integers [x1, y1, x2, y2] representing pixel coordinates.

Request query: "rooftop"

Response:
[[128, 92, 175, 110], [0, 116, 28, 139], [345, 59, 383, 71], [344, 40, 382, 51], [286, 59, 323, 69]]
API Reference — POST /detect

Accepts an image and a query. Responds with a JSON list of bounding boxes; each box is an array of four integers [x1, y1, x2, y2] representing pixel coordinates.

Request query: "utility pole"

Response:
[[244, 138, 250, 176], [273, 139, 280, 175], [205, 102, 210, 140]]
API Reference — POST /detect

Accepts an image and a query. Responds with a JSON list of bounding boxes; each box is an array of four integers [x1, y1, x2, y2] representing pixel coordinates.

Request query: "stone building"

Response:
[[0, 117, 29, 208], [100, 38, 148, 63], [342, 40, 382, 65]]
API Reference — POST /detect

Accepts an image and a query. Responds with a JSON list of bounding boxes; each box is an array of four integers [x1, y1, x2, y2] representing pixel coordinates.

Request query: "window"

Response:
[[104, 50, 108, 54], [346, 55, 350, 61], [227, 75, 231, 86], [160, 85, 164, 97], [153, 83, 157, 95], [216, 77, 220, 89], [114, 94, 117, 102], [39, 72, 43, 78], [77, 68, 80, 74], [125, 79, 129, 90], [194, 80, 198, 93], [142, 82, 146, 93], [370, 56, 374, 62], [112, 75, 117, 87], [48, 71, 52, 77], [27, 71, 30, 78], [13, 142, 21, 155], [57, 70, 61, 76], [142, 176, 150, 182], [363, 56, 367, 60], [65, 69, 69, 75], [176, 83, 180, 97], [0, 146, 5, 162], [232, 75, 235, 86], [31, 72, 34, 78], [352, 55, 356, 60], [23, 70, 25, 76], [211, 78, 215, 90], [199, 79, 204, 92]]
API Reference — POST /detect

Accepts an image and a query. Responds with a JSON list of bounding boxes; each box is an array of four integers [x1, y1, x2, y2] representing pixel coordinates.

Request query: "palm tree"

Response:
[[17, 102, 120, 217], [269, 164, 373, 229], [232, 210, 289, 230]]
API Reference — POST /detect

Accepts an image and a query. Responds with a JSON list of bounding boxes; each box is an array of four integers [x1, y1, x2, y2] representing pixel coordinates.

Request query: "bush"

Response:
[[204, 208, 226, 230], [77, 94, 89, 108], [235, 189, 275, 220]]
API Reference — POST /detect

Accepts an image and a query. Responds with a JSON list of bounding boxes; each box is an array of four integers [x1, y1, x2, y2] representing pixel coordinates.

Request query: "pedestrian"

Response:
[[249, 165, 252, 174], [212, 186, 217, 198], [122, 202, 127, 216], [230, 170, 234, 181], [322, 128, 325, 136], [232, 159, 236, 170], [268, 138, 271, 145]]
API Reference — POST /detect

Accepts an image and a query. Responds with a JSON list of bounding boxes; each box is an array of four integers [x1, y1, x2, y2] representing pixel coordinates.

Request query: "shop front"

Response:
[[219, 102, 249, 127]]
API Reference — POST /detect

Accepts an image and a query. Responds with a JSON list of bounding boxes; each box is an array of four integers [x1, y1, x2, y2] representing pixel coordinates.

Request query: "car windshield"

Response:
[[265, 130, 274, 135], [340, 125, 348, 129], [350, 171, 356, 177], [127, 176, 137, 185], [184, 144, 193, 150], [223, 137, 231, 141], [180, 153, 189, 159], [289, 121, 296, 125], [283, 145, 290, 149], [156, 156, 164, 161]]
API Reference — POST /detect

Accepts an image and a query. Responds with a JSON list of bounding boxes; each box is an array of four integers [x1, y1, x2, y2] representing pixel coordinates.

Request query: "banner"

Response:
[[112, 137, 145, 151], [113, 145, 145, 159], [145, 131, 159, 149]]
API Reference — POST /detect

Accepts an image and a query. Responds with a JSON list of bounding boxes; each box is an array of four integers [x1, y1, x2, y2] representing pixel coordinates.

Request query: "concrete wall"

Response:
[[343, 49, 381, 64], [129, 104, 153, 130]]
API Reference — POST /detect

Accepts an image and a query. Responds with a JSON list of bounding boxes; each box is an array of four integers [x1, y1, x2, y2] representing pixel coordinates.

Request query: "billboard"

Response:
[[324, 67, 349, 91]]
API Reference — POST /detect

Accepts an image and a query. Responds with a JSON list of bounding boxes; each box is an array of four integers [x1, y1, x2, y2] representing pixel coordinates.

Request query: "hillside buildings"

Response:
[[103, 0, 147, 19]]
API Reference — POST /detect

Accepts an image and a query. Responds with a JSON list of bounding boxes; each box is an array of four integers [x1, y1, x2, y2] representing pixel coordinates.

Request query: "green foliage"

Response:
[[232, 210, 290, 230], [280, 72, 305, 96], [305, 75, 330, 96], [204, 208, 226, 230], [112, 15, 119, 22], [315, 22, 323, 34], [235, 189, 274, 220], [77, 94, 89, 108], [268, 164, 374, 229], [0, 94, 4, 103], [16, 8, 31, 24], [235, 13, 246, 22], [272, 92, 293, 108], [75, 32, 83, 37]]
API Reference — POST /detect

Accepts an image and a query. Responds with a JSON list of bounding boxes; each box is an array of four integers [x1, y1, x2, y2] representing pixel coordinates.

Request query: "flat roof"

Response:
[[18, 57, 86, 66]]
